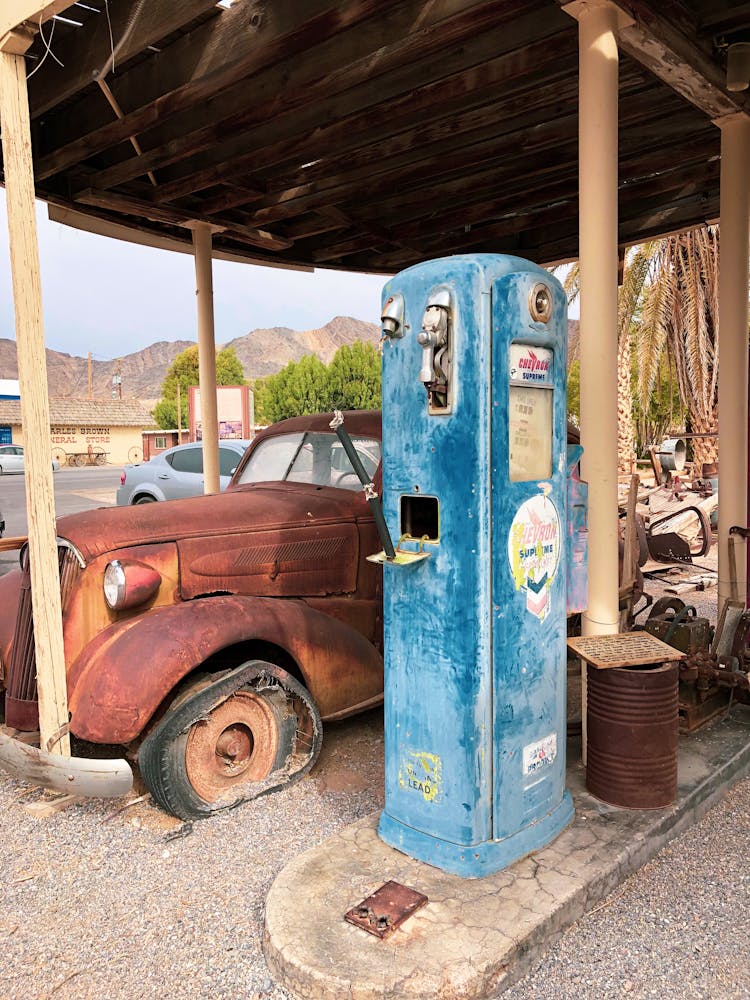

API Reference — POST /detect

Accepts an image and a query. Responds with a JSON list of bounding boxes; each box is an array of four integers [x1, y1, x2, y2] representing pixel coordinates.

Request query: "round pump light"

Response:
[[103, 559, 161, 610], [529, 283, 553, 323]]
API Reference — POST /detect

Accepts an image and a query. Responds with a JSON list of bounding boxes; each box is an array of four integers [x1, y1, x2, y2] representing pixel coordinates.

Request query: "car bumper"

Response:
[[0, 730, 133, 798]]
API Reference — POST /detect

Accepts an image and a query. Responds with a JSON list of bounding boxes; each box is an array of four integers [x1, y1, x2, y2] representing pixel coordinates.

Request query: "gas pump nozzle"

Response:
[[417, 286, 452, 409]]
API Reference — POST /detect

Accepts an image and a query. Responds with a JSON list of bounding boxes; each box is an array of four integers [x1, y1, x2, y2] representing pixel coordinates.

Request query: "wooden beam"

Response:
[[560, 0, 749, 118], [73, 188, 293, 252], [0, 50, 70, 758], [55, 3, 569, 197], [0, 1, 73, 39], [27, 0, 220, 117], [243, 79, 666, 229], [34, 0, 402, 179], [46, 200, 313, 270], [136, 25, 577, 205]]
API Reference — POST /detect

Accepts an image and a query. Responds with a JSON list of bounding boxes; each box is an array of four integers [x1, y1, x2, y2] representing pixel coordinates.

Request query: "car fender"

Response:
[[68, 594, 384, 744]]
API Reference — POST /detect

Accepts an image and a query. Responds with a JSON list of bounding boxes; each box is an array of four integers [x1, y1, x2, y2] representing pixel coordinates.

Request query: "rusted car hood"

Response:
[[55, 484, 367, 563]]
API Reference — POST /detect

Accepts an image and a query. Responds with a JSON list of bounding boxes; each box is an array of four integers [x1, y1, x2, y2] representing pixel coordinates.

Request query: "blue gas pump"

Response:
[[374, 254, 584, 877]]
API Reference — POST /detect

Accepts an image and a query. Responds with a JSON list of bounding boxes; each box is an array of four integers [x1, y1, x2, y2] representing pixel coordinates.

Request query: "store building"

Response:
[[0, 398, 154, 466]]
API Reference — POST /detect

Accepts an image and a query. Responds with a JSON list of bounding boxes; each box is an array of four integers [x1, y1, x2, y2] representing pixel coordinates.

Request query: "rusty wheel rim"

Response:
[[184, 690, 279, 802]]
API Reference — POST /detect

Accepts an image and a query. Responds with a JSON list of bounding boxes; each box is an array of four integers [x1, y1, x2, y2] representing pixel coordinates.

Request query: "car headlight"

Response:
[[103, 559, 161, 610]]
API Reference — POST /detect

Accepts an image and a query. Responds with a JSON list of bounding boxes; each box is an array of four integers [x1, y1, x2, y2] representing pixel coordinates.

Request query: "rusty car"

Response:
[[0, 411, 384, 819]]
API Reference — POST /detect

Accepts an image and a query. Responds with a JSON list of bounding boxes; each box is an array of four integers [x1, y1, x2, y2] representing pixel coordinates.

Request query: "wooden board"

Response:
[[567, 631, 685, 669]]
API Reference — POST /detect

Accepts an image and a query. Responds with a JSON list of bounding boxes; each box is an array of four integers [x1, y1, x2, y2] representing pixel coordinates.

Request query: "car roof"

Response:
[[252, 410, 381, 443], [162, 439, 252, 456]]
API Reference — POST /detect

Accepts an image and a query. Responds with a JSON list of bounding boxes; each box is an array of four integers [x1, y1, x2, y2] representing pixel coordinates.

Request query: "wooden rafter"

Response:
[[0, 0, 73, 41]]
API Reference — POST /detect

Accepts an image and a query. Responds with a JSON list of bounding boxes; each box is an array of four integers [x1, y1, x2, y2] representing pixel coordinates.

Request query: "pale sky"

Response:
[[0, 188, 387, 362]]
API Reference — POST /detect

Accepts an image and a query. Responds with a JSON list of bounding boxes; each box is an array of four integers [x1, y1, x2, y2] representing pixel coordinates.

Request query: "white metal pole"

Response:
[[564, 0, 626, 764], [716, 113, 750, 611], [576, 0, 622, 641], [191, 222, 220, 494]]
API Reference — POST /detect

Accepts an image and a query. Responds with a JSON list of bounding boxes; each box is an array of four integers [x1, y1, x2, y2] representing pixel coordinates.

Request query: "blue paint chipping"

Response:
[[377, 254, 578, 877]]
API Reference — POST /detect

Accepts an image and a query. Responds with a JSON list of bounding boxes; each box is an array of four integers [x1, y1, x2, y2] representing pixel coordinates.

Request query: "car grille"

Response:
[[5, 544, 82, 731]]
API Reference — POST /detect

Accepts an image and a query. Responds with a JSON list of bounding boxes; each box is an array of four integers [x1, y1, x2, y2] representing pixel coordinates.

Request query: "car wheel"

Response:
[[138, 661, 322, 820], [133, 495, 156, 504], [0, 466, 3, 475]]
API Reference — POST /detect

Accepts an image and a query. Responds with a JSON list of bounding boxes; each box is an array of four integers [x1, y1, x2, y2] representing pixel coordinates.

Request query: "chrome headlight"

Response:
[[103, 559, 161, 611]]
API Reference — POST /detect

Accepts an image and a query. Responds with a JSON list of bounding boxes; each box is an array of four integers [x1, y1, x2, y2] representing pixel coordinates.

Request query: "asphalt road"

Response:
[[0, 465, 122, 576]]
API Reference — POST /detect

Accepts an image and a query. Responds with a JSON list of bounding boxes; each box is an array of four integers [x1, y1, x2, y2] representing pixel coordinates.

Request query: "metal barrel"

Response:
[[658, 438, 686, 472], [586, 662, 678, 809]]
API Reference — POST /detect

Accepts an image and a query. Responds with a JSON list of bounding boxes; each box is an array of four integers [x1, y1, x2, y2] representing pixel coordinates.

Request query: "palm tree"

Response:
[[561, 225, 720, 473], [635, 226, 719, 470]]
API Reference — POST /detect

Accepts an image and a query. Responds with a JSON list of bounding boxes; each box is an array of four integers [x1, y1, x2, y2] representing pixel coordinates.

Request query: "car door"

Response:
[[218, 445, 243, 490], [161, 445, 205, 499], [0, 445, 23, 474]]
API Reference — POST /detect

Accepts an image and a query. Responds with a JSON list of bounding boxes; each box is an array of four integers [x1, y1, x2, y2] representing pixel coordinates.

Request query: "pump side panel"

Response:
[[380, 256, 501, 848], [491, 272, 569, 840]]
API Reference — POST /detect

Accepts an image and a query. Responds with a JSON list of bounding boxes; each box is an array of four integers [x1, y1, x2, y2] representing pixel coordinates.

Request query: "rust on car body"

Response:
[[0, 413, 384, 792], [67, 594, 384, 744]]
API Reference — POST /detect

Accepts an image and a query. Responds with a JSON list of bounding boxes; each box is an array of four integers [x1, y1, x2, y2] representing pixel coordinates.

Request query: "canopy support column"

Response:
[[0, 49, 70, 756], [716, 113, 750, 610], [190, 221, 220, 494], [565, 0, 629, 762]]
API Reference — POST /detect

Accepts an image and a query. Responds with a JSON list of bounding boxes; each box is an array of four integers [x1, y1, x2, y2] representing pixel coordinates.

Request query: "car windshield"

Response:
[[235, 432, 381, 490]]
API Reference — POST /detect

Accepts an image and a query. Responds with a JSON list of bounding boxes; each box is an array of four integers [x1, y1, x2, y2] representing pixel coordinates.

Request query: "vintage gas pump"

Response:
[[375, 254, 583, 877]]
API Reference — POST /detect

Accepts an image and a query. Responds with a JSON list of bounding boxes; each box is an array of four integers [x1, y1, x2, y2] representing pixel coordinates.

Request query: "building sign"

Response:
[[189, 385, 253, 440], [509, 344, 553, 385]]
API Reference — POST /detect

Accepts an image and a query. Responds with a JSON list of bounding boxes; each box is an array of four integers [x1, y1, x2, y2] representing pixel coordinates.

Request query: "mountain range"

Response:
[[0, 315, 579, 408], [0, 316, 381, 407]]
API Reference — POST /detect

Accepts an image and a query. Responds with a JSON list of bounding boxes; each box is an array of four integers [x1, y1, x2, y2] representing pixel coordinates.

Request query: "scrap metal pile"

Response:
[[642, 597, 749, 732]]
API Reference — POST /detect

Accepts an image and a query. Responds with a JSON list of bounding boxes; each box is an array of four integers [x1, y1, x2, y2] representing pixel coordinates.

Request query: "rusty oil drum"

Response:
[[586, 661, 678, 809]]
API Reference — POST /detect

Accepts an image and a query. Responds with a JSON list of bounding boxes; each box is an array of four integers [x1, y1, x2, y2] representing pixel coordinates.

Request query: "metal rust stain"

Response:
[[179, 521, 359, 598], [586, 661, 679, 810], [67, 594, 384, 744], [1, 411, 384, 752], [345, 881, 428, 940]]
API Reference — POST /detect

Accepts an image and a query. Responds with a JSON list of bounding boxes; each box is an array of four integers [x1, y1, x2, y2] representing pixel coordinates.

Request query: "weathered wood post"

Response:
[[0, 30, 70, 756]]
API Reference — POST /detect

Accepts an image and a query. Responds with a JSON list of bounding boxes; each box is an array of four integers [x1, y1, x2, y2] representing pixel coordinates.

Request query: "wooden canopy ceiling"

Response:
[[5, 0, 750, 272]]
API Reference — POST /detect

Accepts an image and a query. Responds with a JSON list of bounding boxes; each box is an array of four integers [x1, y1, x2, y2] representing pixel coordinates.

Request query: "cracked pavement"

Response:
[[264, 708, 750, 1000]]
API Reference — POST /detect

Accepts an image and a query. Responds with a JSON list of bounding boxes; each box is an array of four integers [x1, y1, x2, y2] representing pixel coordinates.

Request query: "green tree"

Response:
[[153, 345, 245, 429], [256, 342, 382, 423], [257, 355, 330, 423], [326, 342, 381, 410]]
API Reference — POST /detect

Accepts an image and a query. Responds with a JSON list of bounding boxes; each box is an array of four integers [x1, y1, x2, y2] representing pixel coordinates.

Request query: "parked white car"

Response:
[[116, 439, 251, 505], [0, 444, 60, 475]]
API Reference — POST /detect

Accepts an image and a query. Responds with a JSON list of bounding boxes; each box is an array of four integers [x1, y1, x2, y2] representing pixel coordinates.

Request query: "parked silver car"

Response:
[[0, 444, 60, 475], [116, 440, 251, 505]]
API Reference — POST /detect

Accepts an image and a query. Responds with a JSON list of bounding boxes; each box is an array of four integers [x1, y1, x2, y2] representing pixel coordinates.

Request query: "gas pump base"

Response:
[[378, 789, 574, 878]]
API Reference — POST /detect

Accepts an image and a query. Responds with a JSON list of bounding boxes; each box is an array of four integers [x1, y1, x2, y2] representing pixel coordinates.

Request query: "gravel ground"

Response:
[[505, 773, 750, 1000], [2, 538, 747, 1000], [0, 711, 385, 1000]]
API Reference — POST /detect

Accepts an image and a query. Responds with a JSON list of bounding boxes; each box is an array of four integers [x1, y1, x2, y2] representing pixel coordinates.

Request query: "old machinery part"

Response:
[[345, 881, 428, 940], [138, 660, 322, 820], [643, 597, 712, 656]]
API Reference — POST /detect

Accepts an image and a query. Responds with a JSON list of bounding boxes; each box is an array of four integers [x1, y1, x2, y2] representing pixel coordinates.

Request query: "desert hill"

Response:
[[0, 316, 381, 404], [0, 316, 578, 407]]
